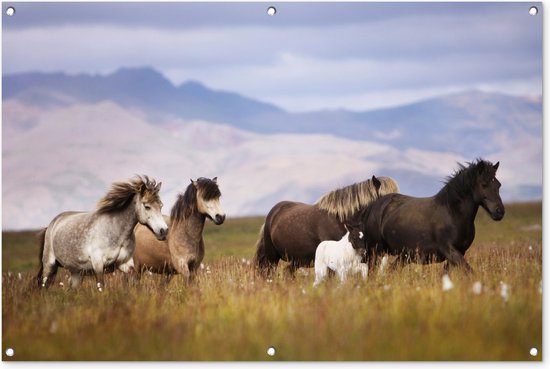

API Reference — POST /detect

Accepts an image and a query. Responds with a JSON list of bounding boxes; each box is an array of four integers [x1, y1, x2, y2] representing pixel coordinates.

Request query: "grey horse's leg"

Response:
[[70, 272, 83, 289], [91, 258, 105, 292], [40, 262, 59, 288]]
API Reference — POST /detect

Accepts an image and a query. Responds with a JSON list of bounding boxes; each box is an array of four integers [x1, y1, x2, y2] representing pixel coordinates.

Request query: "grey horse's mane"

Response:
[[315, 176, 399, 222], [96, 175, 162, 214]]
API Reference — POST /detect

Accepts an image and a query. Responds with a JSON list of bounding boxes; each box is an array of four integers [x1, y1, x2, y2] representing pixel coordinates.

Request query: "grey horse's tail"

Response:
[[36, 228, 47, 287]]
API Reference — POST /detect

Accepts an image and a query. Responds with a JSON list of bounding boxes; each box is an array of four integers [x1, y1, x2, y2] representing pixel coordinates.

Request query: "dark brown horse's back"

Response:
[[267, 201, 344, 265]]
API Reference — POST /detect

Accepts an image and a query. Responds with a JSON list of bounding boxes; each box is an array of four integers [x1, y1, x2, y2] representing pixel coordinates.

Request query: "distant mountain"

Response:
[[3, 68, 542, 158], [3, 67, 284, 125]]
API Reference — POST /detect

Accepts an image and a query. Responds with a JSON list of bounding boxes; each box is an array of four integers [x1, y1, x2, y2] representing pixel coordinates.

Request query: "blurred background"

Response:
[[2, 2, 542, 230]]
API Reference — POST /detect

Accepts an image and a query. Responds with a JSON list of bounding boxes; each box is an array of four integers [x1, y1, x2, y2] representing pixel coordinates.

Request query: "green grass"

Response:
[[1, 203, 542, 361]]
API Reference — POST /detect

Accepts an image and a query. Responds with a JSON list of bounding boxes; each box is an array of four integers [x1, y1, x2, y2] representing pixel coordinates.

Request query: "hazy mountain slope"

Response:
[[2, 98, 540, 230]]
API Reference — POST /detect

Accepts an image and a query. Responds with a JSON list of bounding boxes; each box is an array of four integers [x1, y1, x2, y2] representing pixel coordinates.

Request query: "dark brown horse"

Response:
[[254, 176, 399, 277], [361, 159, 504, 273]]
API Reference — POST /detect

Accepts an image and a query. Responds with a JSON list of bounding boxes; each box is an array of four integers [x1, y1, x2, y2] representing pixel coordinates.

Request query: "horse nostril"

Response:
[[216, 214, 226, 224]]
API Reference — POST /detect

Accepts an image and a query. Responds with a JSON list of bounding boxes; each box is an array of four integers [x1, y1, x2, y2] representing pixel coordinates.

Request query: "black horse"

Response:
[[361, 159, 504, 273]]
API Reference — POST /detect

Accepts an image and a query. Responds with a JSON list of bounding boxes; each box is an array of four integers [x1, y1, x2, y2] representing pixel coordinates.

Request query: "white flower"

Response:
[[17, 273, 22, 280], [378, 255, 389, 275], [472, 281, 482, 295], [59, 282, 64, 287], [528, 245, 533, 251], [442, 274, 454, 291], [500, 281, 509, 302]]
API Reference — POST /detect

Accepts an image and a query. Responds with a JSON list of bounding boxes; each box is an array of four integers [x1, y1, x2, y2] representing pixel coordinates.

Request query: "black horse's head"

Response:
[[474, 160, 505, 221]]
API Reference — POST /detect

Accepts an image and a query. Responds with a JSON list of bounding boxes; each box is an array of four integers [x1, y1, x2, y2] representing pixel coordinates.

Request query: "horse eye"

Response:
[[144, 204, 151, 210]]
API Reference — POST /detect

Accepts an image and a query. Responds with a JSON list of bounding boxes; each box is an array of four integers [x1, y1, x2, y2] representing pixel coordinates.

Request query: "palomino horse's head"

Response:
[[134, 176, 169, 240], [473, 160, 505, 221], [192, 177, 226, 225]]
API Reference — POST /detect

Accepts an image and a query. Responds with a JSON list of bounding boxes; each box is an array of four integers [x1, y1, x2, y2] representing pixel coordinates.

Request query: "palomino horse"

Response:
[[361, 159, 504, 273], [37, 175, 168, 291], [254, 175, 399, 277], [133, 177, 225, 283]]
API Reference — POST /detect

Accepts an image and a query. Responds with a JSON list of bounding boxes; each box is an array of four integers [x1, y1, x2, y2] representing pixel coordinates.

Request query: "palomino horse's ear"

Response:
[[212, 177, 218, 183], [155, 182, 162, 192], [372, 175, 381, 193], [191, 179, 198, 188], [493, 161, 500, 171]]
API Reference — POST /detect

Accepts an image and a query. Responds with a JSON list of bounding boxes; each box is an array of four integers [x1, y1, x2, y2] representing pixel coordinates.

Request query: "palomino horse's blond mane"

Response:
[[315, 176, 399, 222]]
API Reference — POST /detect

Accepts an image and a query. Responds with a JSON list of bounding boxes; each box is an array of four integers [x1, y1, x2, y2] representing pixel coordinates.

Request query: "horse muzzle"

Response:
[[491, 206, 505, 221], [155, 227, 169, 240], [214, 214, 226, 225]]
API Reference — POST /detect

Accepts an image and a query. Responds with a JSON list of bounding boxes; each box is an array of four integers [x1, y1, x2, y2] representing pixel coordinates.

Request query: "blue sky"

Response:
[[2, 2, 542, 112]]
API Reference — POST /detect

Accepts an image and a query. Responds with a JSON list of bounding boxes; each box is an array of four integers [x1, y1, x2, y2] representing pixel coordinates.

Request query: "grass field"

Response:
[[2, 202, 542, 361]]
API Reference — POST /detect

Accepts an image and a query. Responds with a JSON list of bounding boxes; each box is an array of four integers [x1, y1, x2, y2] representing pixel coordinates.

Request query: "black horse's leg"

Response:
[[441, 245, 473, 274], [390, 254, 407, 271], [367, 250, 378, 272]]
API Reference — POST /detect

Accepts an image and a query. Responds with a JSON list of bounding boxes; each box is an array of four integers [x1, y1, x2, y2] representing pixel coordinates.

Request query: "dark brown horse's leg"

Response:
[[284, 262, 298, 279], [441, 245, 473, 274]]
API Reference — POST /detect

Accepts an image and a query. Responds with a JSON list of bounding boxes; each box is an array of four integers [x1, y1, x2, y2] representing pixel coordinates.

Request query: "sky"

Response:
[[2, 2, 543, 112]]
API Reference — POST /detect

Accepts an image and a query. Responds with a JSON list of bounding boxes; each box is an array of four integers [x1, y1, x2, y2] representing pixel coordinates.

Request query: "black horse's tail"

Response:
[[36, 228, 47, 288]]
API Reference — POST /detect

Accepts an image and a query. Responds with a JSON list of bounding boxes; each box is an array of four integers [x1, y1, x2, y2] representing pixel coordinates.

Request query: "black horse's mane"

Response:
[[170, 178, 221, 224], [435, 159, 495, 207]]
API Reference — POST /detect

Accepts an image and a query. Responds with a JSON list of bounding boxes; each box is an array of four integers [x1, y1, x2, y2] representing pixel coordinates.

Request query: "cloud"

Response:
[[3, 3, 541, 111]]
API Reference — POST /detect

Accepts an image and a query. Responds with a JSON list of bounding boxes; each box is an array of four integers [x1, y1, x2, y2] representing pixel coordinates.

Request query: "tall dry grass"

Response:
[[2, 203, 542, 361]]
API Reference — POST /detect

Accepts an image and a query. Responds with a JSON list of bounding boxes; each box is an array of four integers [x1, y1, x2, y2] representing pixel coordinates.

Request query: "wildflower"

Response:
[[500, 281, 509, 302], [17, 273, 22, 280], [472, 281, 482, 295], [49, 320, 59, 334], [266, 279, 273, 284], [200, 263, 205, 270], [59, 282, 64, 287], [528, 245, 533, 251], [442, 274, 454, 291]]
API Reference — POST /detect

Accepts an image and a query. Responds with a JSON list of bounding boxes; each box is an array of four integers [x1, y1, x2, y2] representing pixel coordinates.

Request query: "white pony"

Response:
[[313, 226, 368, 286]]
